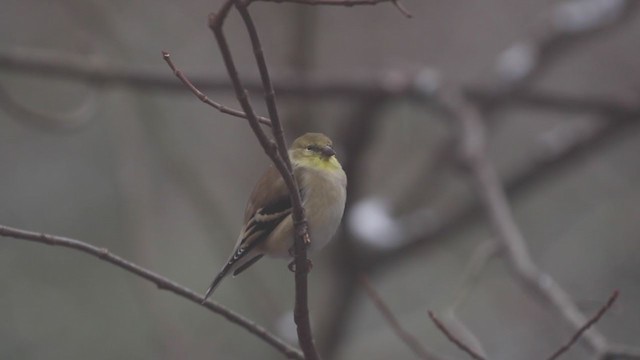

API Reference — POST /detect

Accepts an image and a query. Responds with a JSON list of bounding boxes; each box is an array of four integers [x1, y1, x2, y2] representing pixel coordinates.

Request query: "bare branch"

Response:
[[0, 224, 304, 360], [547, 290, 619, 360], [360, 276, 440, 360], [207, 2, 317, 357], [428, 310, 486, 360], [233, 2, 291, 172], [443, 87, 610, 354], [231, 2, 318, 358], [162, 51, 271, 126], [436, 241, 498, 360]]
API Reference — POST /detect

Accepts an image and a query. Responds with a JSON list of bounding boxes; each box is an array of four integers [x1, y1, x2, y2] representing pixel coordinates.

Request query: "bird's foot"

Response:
[[287, 259, 313, 273]]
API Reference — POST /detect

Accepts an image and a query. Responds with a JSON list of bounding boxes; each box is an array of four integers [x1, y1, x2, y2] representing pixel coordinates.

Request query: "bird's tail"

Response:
[[202, 264, 231, 303]]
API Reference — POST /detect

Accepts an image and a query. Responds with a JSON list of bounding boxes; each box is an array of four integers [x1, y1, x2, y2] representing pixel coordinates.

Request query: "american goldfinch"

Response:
[[203, 132, 347, 300]]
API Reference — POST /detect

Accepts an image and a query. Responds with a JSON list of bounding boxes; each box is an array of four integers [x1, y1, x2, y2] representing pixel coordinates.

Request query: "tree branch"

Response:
[[233, 1, 319, 357], [367, 106, 639, 272], [547, 290, 619, 360], [360, 276, 440, 360], [207, 1, 317, 357], [3, 50, 638, 116], [427, 310, 486, 360], [162, 51, 271, 126], [493, 0, 639, 89], [0, 224, 304, 360], [443, 87, 611, 356]]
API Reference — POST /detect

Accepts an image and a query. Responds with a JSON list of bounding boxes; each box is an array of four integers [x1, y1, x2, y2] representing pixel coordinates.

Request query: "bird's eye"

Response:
[[306, 146, 313, 151]]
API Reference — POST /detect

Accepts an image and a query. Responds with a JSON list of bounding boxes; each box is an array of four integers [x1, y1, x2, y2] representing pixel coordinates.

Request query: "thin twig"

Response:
[[547, 290, 620, 360], [0, 224, 304, 360], [233, 2, 293, 176], [428, 310, 486, 360], [360, 276, 439, 360], [161, 51, 271, 126], [391, 0, 412, 18], [437, 241, 499, 360]]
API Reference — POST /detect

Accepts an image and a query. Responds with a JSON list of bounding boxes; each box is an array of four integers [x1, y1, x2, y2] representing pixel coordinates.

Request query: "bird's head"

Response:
[[290, 133, 342, 171]]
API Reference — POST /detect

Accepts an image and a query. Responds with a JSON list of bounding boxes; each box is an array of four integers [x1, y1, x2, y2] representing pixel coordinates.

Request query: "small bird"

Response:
[[203, 132, 347, 301]]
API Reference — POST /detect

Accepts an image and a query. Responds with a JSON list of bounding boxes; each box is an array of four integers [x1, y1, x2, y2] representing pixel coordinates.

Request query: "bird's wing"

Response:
[[203, 167, 296, 299], [204, 167, 290, 296], [236, 166, 292, 251]]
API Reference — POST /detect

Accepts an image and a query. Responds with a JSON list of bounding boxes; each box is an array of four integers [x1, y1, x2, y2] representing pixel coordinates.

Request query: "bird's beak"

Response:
[[321, 145, 336, 158]]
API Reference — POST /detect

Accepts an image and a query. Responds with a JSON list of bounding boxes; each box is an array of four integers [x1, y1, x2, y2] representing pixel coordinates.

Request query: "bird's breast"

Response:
[[300, 168, 347, 252]]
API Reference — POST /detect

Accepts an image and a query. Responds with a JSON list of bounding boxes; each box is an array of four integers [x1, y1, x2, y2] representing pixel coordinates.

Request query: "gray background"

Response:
[[1, 1, 639, 359]]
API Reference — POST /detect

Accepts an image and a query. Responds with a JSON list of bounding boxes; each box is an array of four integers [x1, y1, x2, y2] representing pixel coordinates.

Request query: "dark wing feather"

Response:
[[202, 166, 295, 301], [243, 166, 289, 222], [236, 166, 292, 249], [233, 254, 264, 276], [237, 196, 292, 248]]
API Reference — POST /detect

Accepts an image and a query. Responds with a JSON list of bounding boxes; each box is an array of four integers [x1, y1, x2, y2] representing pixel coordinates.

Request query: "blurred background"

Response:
[[1, 0, 639, 359]]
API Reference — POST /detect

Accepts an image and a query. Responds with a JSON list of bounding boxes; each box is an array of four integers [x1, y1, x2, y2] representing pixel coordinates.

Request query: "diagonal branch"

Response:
[[427, 310, 486, 360], [360, 275, 440, 360], [162, 51, 271, 126], [443, 87, 611, 355], [547, 290, 619, 360], [0, 224, 304, 360], [365, 105, 640, 272]]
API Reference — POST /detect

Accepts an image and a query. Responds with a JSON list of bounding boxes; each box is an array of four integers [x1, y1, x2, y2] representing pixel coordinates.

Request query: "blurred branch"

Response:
[[427, 310, 486, 360], [494, 0, 639, 89], [360, 276, 440, 360], [162, 51, 271, 126], [442, 88, 634, 358], [0, 82, 96, 131], [3, 50, 638, 116], [317, 96, 389, 357], [0, 224, 304, 360], [366, 105, 640, 272], [438, 241, 499, 360], [547, 290, 619, 360]]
